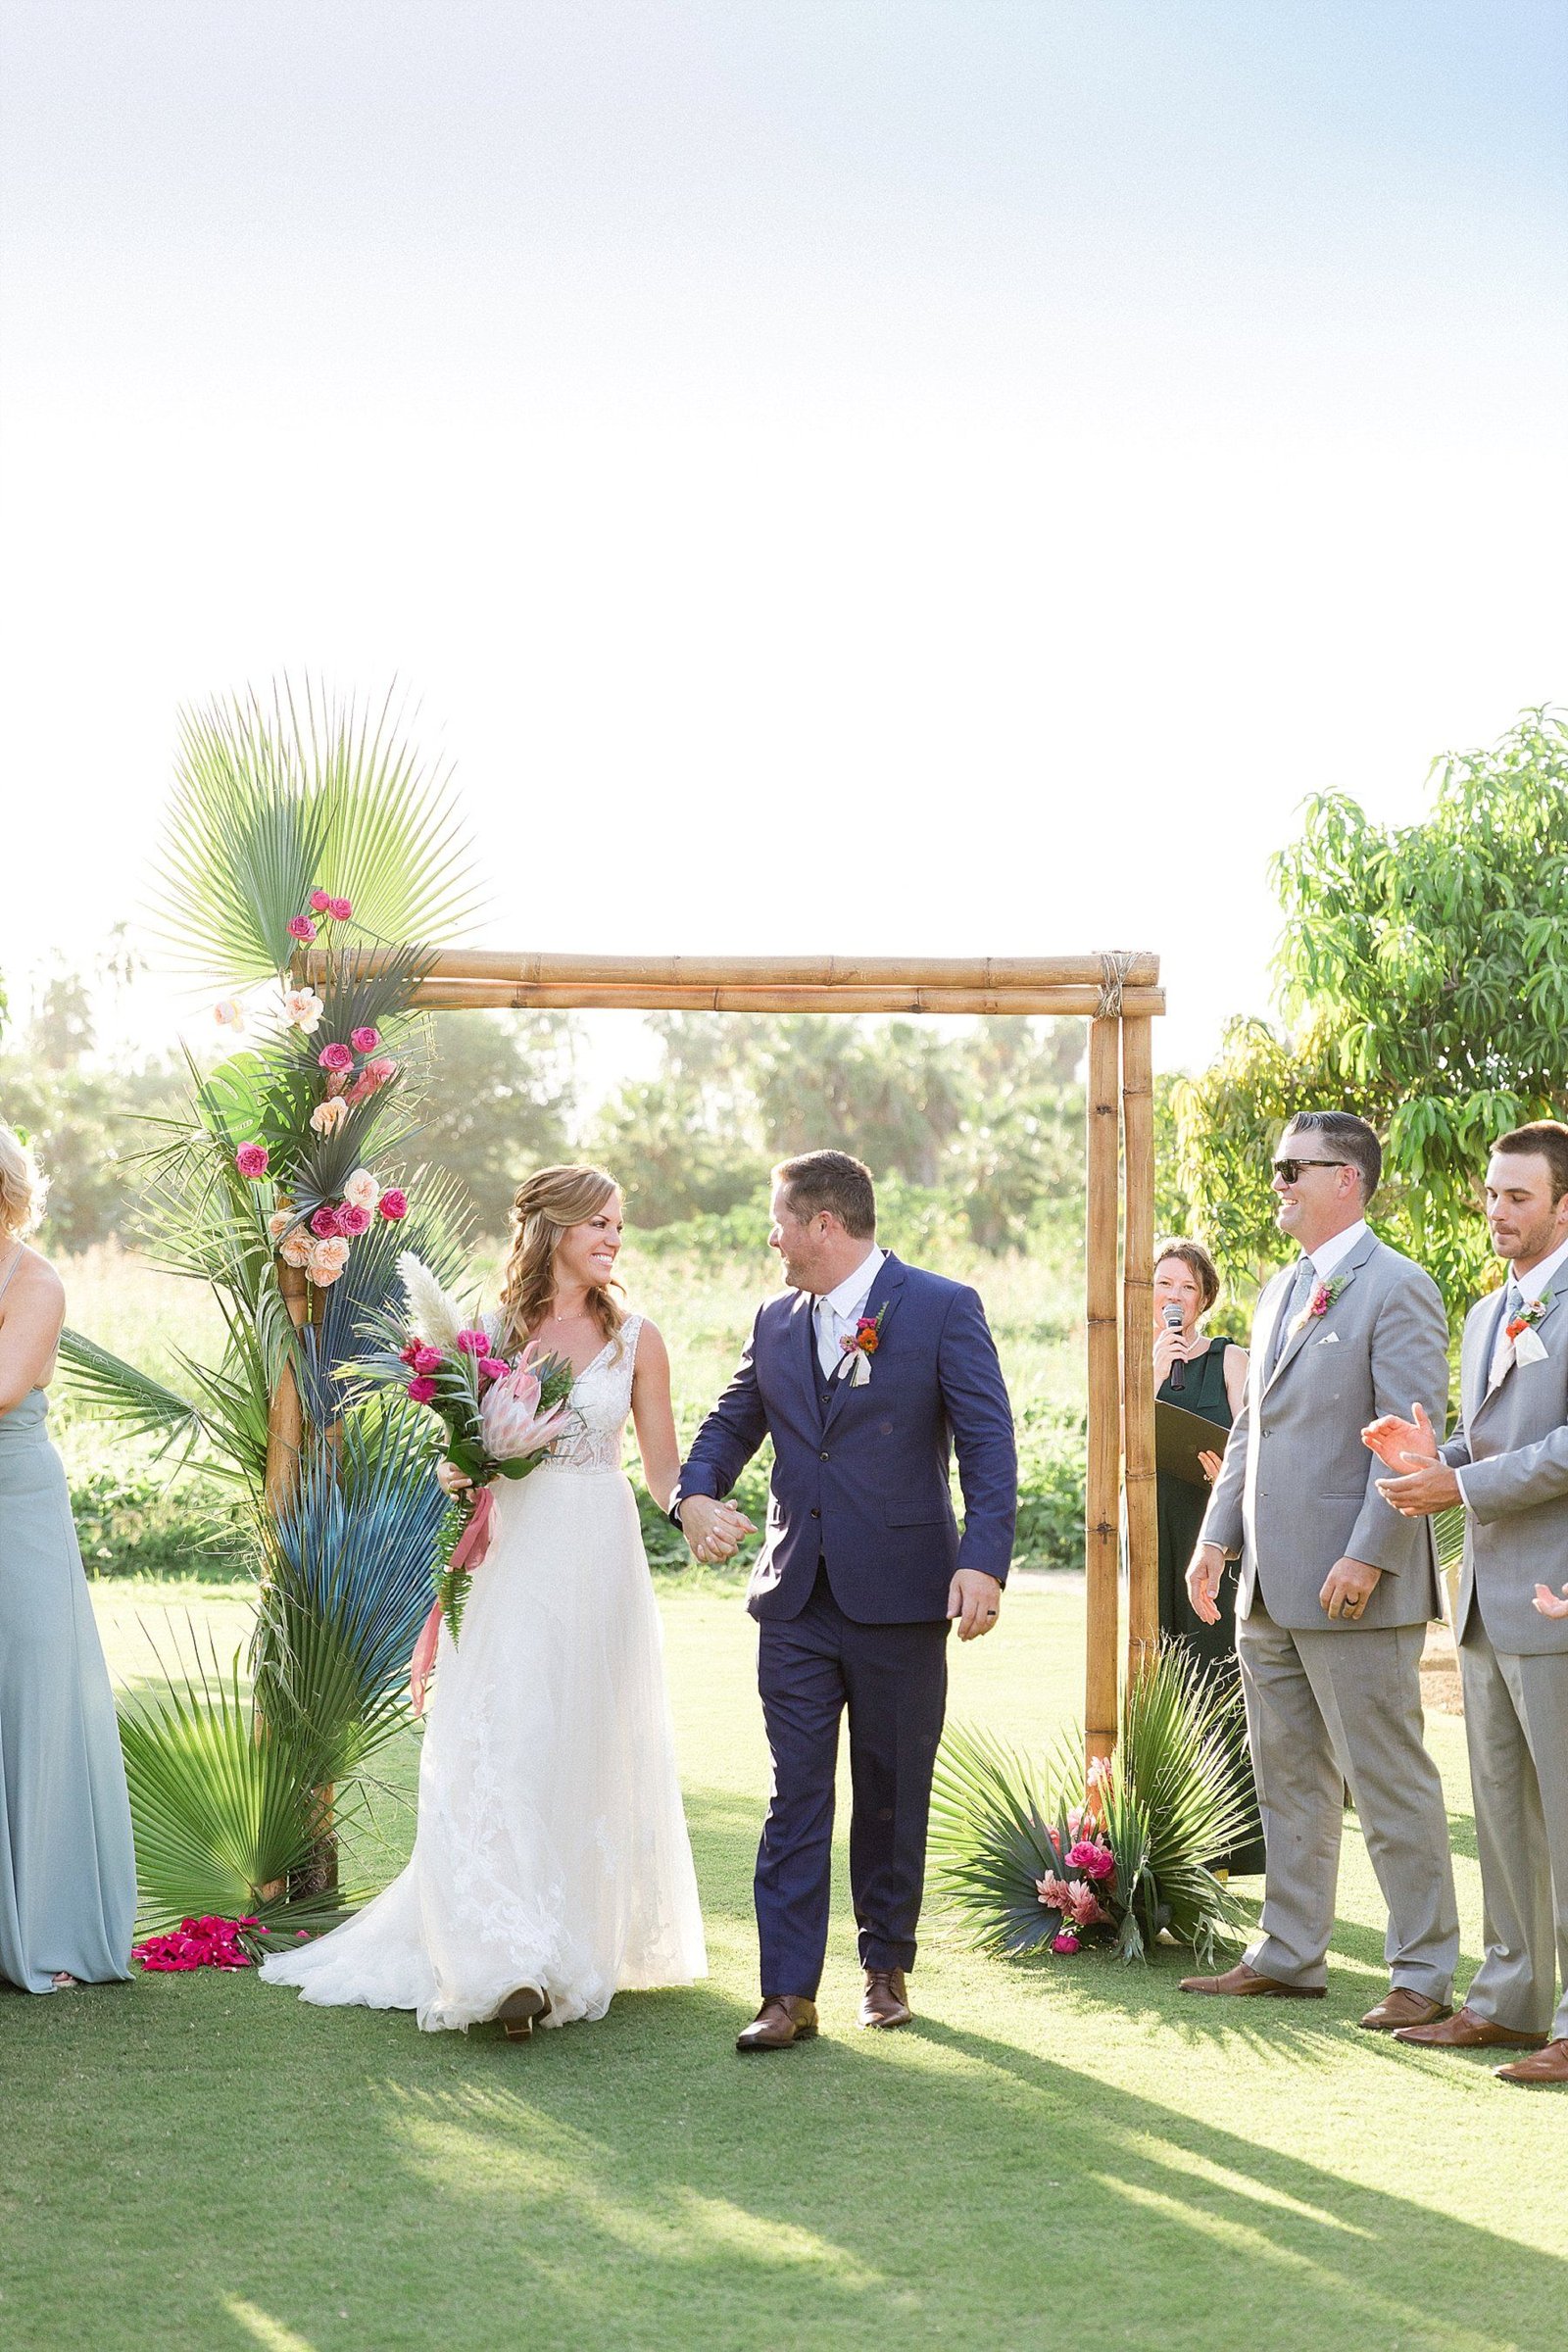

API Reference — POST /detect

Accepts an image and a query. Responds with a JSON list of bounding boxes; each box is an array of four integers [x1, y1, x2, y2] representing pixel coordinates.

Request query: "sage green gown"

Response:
[[0, 1384, 136, 1990]]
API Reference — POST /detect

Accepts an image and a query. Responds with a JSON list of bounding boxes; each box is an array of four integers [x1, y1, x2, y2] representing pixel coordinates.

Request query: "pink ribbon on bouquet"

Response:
[[408, 1484, 497, 1717]]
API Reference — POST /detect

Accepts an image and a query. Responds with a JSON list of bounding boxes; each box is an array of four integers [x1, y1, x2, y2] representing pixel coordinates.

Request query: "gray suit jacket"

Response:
[[1200, 1229, 1448, 1632], [1440, 1284, 1568, 1657]]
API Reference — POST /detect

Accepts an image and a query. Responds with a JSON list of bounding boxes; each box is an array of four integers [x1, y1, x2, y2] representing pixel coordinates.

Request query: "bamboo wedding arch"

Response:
[[301, 945, 1164, 1761]]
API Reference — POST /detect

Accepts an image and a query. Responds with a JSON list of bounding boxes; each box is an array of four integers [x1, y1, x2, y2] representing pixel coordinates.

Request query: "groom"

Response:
[[675, 1151, 1016, 2052]]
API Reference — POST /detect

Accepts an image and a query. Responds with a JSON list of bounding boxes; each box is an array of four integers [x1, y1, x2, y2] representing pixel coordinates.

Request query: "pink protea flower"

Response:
[[480, 1358, 570, 1461], [1052, 1931, 1080, 1956], [337, 1201, 371, 1238], [454, 1328, 489, 1356], [310, 1098, 348, 1136], [407, 1374, 437, 1403], [327, 896, 353, 922], [309, 889, 332, 913], [318, 1041, 354, 1073], [378, 1188, 409, 1221], [235, 1144, 270, 1179], [1066, 1839, 1116, 1885], [350, 1025, 380, 1053], [341, 1167, 379, 1211], [286, 914, 318, 944]]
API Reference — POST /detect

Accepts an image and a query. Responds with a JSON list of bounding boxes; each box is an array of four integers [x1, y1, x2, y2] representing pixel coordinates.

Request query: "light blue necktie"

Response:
[[1269, 1257, 1316, 1373]]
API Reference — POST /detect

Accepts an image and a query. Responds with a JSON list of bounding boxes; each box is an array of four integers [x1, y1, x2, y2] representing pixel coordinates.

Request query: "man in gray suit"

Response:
[[1368, 1120, 1568, 2086], [1180, 1110, 1459, 2028]]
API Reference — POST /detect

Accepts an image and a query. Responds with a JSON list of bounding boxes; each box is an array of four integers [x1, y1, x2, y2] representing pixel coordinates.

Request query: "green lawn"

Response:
[[4, 1580, 1563, 2352]]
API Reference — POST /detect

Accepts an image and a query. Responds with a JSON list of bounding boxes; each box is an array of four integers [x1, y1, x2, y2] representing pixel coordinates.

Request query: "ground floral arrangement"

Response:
[[929, 1641, 1256, 1966]]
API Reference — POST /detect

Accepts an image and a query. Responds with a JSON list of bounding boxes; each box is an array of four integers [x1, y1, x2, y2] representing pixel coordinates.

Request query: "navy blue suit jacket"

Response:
[[675, 1253, 1017, 1624]]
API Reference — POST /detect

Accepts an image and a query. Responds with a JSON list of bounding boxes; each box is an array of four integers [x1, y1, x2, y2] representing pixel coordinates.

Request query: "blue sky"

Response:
[[2, 3, 1563, 1075]]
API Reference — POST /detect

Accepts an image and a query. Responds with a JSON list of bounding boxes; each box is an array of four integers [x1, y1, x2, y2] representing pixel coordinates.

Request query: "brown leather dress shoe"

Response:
[[736, 1995, 819, 2054], [1359, 1987, 1452, 2033], [1495, 2036, 1568, 2085], [859, 1968, 912, 2030], [1180, 1960, 1325, 1999], [1393, 2003, 1548, 2049]]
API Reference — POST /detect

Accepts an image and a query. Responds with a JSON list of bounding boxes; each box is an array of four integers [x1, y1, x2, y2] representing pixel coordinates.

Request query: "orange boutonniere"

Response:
[[837, 1304, 888, 1388]]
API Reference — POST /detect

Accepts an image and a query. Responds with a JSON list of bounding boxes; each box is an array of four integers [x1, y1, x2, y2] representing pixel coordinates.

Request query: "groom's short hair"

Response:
[[1282, 1108, 1382, 1202], [774, 1151, 877, 1238]]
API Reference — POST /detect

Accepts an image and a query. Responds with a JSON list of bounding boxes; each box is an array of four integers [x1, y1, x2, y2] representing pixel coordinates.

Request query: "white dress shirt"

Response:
[[1303, 1217, 1368, 1286], [813, 1246, 886, 1380]]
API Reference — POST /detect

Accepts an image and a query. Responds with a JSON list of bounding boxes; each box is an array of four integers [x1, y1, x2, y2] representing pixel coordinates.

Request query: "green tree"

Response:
[[1176, 708, 1568, 1315], [417, 1010, 576, 1236]]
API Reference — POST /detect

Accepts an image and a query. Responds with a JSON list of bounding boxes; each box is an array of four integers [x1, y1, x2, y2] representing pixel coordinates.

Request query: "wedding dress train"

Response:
[[260, 1314, 707, 2030]]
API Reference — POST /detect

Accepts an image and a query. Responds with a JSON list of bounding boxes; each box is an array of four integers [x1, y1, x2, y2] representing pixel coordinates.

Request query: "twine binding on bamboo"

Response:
[[1095, 951, 1138, 1020]]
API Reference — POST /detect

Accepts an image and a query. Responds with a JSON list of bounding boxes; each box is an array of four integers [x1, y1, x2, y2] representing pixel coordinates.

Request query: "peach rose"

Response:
[[341, 1167, 379, 1212], [267, 1209, 294, 1244], [279, 1231, 313, 1268], [310, 1098, 348, 1136], [307, 1236, 352, 1287], [283, 988, 324, 1033]]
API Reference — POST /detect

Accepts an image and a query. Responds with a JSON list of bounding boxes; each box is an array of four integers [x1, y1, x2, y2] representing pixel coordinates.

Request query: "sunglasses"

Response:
[[1273, 1157, 1348, 1185]]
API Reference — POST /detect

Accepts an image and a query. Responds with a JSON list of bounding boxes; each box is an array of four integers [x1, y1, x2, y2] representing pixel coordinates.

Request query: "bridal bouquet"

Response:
[[365, 1253, 576, 1710]]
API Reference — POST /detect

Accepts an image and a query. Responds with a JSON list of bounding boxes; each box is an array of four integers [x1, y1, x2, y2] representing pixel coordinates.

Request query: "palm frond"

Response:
[[929, 1723, 1068, 1957], [119, 1625, 363, 1933], [55, 1330, 215, 1467]]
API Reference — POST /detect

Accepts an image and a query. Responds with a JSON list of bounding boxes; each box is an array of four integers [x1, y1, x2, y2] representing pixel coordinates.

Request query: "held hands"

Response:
[[1534, 1582, 1568, 1620], [947, 1569, 1003, 1641], [678, 1495, 757, 1567], [1185, 1543, 1226, 1626], [1363, 1400, 1460, 1516]]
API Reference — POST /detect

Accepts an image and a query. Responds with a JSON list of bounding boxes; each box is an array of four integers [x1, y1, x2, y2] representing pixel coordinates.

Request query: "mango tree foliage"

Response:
[[1175, 710, 1568, 1317]]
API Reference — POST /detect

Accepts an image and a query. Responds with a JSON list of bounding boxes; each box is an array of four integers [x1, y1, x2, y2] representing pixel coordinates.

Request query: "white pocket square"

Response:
[[1316, 1332, 1340, 1346]]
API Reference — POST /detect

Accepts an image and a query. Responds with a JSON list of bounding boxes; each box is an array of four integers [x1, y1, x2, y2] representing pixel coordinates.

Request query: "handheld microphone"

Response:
[[1163, 1303, 1187, 1390]]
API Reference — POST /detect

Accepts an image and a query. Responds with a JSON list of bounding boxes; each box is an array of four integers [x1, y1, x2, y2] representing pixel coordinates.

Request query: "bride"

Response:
[[260, 1163, 708, 2035]]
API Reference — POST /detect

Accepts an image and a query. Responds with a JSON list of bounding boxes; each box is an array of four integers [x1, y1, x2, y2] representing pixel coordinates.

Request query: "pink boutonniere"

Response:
[[837, 1303, 888, 1387], [1288, 1270, 1349, 1342]]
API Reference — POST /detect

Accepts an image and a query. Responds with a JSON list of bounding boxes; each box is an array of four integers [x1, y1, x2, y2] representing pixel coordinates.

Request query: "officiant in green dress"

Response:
[[1152, 1238, 1264, 1876]]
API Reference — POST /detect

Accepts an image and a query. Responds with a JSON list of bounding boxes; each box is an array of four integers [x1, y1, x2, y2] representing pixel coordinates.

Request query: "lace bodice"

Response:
[[537, 1314, 643, 1474]]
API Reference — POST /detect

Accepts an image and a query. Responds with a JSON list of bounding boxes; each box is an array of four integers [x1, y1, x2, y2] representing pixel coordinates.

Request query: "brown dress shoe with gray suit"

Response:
[[736, 1995, 818, 2053], [1494, 2036, 1568, 2085], [859, 1968, 912, 2029], [1393, 2003, 1547, 2049], [1358, 1987, 1452, 2033], [1180, 1960, 1325, 1999]]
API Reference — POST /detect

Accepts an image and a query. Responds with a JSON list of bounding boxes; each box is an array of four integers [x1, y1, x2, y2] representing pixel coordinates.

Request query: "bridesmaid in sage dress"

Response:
[[0, 1127, 136, 1992], [1152, 1238, 1264, 1876]]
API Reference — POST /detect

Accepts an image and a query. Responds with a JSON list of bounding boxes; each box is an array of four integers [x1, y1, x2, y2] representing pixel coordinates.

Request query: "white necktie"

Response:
[[815, 1295, 843, 1380], [1487, 1283, 1524, 1393]]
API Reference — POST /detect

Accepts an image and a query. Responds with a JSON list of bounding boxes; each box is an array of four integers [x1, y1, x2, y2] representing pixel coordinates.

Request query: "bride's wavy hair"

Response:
[[497, 1163, 626, 1354]]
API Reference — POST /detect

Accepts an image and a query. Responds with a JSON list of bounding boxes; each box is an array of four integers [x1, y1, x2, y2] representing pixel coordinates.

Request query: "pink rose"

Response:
[[1066, 1839, 1116, 1884], [286, 915, 318, 944], [478, 1356, 510, 1382], [454, 1329, 488, 1355], [318, 1041, 354, 1073], [309, 889, 332, 913], [1052, 1931, 1080, 1955], [337, 1201, 371, 1237], [378, 1188, 409, 1221], [310, 1203, 342, 1239], [399, 1341, 422, 1367], [235, 1144, 270, 1179], [407, 1375, 437, 1403], [413, 1345, 443, 1375], [327, 896, 353, 922], [350, 1025, 380, 1053]]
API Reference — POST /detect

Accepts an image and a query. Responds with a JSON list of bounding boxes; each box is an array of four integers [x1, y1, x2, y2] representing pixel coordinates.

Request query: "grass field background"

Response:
[[5, 1573, 1565, 2352]]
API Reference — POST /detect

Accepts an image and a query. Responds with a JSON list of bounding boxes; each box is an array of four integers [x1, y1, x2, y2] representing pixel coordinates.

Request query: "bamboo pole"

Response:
[[308, 948, 1162, 993], [262, 1255, 311, 1517], [401, 978, 1165, 1017], [1085, 1017, 1122, 1768], [1121, 1014, 1159, 1681]]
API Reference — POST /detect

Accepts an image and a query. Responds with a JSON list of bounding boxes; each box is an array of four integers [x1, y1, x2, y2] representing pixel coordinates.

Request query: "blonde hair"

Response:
[[497, 1164, 625, 1352], [0, 1125, 48, 1242]]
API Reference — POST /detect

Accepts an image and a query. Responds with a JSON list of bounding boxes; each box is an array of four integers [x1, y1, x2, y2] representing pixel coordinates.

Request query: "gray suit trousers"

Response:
[[1459, 1614, 1568, 2040], [1237, 1600, 1459, 1996]]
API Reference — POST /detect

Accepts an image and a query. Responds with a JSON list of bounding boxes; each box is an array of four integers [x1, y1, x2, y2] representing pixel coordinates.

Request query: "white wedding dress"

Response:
[[259, 1313, 708, 2031]]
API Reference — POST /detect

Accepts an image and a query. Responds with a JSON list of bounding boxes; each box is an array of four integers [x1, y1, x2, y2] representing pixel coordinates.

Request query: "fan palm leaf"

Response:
[[148, 680, 484, 985]]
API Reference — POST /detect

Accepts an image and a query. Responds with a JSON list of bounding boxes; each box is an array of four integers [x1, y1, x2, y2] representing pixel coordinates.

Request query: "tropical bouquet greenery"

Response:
[[59, 682, 484, 1930], [929, 1641, 1256, 1967]]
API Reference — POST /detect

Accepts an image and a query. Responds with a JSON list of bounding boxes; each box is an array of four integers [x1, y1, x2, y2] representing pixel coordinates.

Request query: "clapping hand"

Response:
[[1362, 1399, 1439, 1471], [1364, 1399, 1461, 1516], [678, 1495, 757, 1566], [1534, 1581, 1568, 1620]]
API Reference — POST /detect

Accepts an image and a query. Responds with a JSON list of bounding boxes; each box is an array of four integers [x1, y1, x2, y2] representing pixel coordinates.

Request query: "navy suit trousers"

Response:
[[755, 1564, 949, 1996]]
